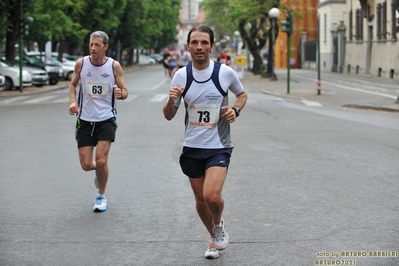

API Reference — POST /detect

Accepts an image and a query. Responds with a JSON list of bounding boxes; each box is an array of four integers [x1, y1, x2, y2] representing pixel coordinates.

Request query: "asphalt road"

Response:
[[0, 65, 398, 266]]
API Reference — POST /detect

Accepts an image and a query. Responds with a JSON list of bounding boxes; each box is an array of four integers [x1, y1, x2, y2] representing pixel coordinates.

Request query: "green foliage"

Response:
[[203, 0, 280, 74], [0, 0, 181, 59]]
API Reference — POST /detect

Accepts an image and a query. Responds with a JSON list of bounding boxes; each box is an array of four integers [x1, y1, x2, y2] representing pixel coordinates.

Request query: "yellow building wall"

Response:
[[275, 0, 318, 68]]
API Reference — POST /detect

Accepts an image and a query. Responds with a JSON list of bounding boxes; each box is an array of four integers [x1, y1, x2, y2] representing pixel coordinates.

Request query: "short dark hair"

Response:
[[187, 25, 214, 45]]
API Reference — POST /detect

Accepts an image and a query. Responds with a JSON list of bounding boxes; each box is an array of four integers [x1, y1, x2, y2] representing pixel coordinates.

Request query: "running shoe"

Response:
[[213, 220, 229, 250], [93, 196, 107, 212], [94, 170, 99, 188], [204, 237, 219, 259]]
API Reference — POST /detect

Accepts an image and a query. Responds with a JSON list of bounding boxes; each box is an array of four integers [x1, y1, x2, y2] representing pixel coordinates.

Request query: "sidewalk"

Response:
[[241, 69, 399, 113]]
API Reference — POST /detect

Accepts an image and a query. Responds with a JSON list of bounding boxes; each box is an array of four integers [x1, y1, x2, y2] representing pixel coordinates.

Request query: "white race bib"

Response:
[[85, 81, 109, 98], [188, 104, 220, 128]]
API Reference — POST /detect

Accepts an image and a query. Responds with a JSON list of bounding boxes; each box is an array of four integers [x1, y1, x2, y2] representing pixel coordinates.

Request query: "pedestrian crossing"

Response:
[[0, 92, 323, 108], [0, 93, 170, 106]]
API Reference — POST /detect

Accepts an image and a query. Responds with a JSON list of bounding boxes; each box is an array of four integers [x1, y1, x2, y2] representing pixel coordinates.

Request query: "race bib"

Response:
[[188, 104, 220, 128], [85, 81, 109, 98]]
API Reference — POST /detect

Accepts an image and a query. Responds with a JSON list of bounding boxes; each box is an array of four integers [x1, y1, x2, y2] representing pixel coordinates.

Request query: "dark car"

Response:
[[147, 53, 164, 64], [15, 55, 63, 85]]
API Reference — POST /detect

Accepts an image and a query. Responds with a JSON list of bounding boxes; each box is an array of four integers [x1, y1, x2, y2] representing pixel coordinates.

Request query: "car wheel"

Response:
[[49, 79, 58, 85], [5, 77, 13, 91], [35, 85, 43, 87], [66, 72, 73, 80]]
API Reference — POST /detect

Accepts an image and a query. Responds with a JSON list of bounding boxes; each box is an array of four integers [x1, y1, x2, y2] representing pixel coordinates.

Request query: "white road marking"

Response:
[[23, 95, 58, 104], [0, 96, 31, 104], [149, 94, 168, 102], [323, 81, 397, 99], [301, 100, 322, 107], [152, 80, 168, 90]]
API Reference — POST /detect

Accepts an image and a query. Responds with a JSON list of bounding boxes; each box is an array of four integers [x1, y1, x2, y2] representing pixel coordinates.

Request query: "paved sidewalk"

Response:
[[241, 69, 399, 113]]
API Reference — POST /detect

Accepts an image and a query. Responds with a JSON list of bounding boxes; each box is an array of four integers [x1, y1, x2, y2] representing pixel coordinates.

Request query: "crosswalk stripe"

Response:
[[23, 95, 58, 104], [149, 94, 168, 102], [122, 94, 138, 102], [53, 98, 70, 103], [0, 96, 31, 104], [301, 100, 322, 107]]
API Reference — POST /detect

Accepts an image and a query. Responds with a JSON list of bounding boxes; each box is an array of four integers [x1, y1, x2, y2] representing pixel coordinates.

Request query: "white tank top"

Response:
[[78, 56, 116, 122], [171, 60, 244, 149]]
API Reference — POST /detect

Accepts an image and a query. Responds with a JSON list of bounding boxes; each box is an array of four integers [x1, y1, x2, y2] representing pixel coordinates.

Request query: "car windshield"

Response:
[[26, 56, 44, 64], [0, 61, 10, 67]]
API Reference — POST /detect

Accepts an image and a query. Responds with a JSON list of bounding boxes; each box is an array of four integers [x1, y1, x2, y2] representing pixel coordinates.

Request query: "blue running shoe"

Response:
[[93, 196, 107, 212]]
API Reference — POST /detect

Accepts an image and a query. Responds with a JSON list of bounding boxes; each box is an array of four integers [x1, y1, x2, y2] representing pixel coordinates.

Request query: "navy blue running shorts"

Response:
[[179, 147, 233, 178], [75, 117, 117, 148]]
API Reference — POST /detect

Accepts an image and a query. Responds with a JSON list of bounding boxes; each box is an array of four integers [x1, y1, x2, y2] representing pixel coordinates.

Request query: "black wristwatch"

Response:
[[232, 106, 240, 117]]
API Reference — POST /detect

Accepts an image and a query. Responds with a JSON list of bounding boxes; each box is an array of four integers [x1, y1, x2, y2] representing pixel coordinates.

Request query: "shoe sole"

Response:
[[205, 255, 219, 259], [93, 207, 107, 212]]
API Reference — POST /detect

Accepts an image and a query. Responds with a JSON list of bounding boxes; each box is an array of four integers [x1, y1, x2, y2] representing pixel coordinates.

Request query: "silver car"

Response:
[[0, 74, 5, 91], [23, 66, 49, 87]]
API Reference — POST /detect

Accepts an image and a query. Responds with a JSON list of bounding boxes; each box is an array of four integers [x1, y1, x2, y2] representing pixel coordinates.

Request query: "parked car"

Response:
[[16, 54, 63, 85], [1, 58, 49, 87], [2, 58, 49, 87], [147, 53, 164, 64], [139, 54, 156, 65], [0, 74, 5, 91], [53, 56, 75, 80], [0, 60, 32, 90]]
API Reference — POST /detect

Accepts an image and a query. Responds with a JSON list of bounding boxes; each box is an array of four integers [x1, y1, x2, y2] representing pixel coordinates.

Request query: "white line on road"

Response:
[[149, 94, 168, 102], [301, 100, 323, 107], [53, 98, 70, 103], [23, 95, 58, 104], [0, 96, 31, 104], [122, 94, 138, 102], [152, 80, 168, 90], [322, 81, 398, 99]]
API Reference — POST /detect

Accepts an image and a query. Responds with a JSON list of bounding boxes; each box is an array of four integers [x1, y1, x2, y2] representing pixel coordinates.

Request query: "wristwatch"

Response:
[[232, 106, 240, 117]]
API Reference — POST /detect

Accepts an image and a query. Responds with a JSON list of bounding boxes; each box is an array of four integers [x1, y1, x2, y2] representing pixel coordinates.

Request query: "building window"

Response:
[[382, 2, 387, 39], [349, 10, 353, 41], [324, 14, 327, 43], [391, 3, 397, 40], [355, 9, 363, 40], [377, 3, 382, 39]]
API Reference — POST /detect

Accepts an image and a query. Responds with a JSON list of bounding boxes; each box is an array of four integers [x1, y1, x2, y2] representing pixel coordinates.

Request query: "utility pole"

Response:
[[282, 11, 292, 94]]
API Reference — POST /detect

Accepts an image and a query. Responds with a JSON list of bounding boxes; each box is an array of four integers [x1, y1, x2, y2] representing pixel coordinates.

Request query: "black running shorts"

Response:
[[75, 117, 117, 148], [179, 147, 233, 178]]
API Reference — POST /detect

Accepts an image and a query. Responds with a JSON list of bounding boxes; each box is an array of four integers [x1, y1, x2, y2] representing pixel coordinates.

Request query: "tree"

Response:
[[203, 0, 280, 75]]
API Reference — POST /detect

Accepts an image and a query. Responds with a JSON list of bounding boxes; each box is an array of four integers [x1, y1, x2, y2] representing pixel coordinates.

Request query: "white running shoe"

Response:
[[204, 238, 219, 259], [213, 220, 229, 250], [93, 196, 107, 212], [94, 170, 99, 188]]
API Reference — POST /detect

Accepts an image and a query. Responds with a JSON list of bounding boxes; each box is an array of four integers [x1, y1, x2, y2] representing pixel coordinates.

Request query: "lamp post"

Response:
[[268, 7, 280, 81], [234, 30, 240, 55]]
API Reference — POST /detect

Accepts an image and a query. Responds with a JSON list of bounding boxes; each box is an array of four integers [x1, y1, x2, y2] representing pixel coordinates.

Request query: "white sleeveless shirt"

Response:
[[78, 56, 116, 122], [171, 60, 244, 149]]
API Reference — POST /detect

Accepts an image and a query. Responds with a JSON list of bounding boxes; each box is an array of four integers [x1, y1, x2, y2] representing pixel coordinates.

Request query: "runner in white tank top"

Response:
[[68, 31, 129, 213], [163, 25, 248, 260]]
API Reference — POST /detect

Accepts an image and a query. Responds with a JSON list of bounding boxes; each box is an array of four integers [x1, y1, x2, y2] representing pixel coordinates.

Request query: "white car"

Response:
[[0, 61, 32, 90], [0, 74, 5, 91], [58, 58, 76, 80], [139, 54, 156, 65]]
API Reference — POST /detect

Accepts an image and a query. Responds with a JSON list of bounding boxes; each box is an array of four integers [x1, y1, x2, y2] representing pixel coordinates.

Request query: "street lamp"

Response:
[[268, 7, 280, 81], [234, 30, 240, 55]]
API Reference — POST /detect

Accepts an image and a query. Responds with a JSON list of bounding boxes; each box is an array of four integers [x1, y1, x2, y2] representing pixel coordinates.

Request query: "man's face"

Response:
[[89, 37, 108, 58], [188, 31, 213, 64]]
